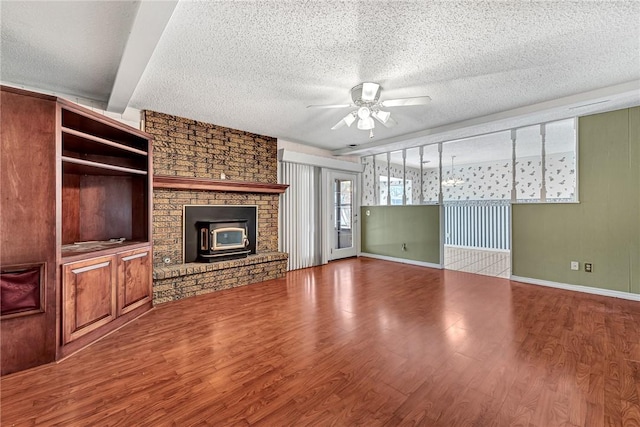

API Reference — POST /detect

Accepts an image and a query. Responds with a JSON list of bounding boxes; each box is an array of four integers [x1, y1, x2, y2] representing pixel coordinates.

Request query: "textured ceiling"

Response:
[[0, 1, 139, 101], [1, 1, 639, 154]]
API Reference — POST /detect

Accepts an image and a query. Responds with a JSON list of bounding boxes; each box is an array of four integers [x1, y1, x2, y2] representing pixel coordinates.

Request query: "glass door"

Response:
[[329, 172, 357, 260]]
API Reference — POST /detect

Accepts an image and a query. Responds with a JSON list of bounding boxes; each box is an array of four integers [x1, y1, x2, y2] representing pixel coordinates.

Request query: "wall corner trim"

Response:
[[359, 253, 442, 269], [510, 275, 640, 302]]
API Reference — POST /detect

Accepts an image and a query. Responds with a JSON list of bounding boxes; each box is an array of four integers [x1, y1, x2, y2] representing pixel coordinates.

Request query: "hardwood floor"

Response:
[[2, 257, 639, 426]]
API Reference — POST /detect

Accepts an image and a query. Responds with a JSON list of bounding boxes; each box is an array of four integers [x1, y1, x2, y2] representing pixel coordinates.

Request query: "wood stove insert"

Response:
[[196, 220, 250, 262], [184, 205, 257, 263]]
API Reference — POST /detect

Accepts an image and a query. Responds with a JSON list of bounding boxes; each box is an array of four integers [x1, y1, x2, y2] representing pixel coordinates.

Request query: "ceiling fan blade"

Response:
[[331, 119, 346, 130], [331, 112, 356, 130], [361, 82, 380, 102], [381, 96, 431, 107], [307, 103, 352, 109]]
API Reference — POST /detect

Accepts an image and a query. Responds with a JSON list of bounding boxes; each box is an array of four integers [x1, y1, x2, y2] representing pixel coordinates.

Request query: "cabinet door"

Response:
[[117, 247, 152, 316], [62, 256, 116, 344]]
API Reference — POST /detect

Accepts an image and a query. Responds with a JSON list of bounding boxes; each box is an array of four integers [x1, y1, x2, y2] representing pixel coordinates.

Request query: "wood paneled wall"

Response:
[[0, 88, 58, 375]]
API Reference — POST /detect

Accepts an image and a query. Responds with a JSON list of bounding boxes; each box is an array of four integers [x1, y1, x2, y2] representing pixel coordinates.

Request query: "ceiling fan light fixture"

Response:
[[357, 116, 375, 130], [344, 112, 356, 127], [331, 111, 357, 130], [309, 82, 430, 137], [357, 106, 371, 120], [372, 109, 390, 123], [361, 82, 380, 102]]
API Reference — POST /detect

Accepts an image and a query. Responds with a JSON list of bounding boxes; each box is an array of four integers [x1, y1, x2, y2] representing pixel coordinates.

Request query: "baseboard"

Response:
[[359, 253, 443, 270], [510, 275, 640, 302]]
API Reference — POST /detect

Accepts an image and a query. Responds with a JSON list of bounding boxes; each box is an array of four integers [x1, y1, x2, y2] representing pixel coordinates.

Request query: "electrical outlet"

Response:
[[585, 263, 592, 273], [570, 261, 579, 271]]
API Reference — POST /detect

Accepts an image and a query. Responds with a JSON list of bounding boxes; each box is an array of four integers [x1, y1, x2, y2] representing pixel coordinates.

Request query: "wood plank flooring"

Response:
[[2, 257, 640, 426]]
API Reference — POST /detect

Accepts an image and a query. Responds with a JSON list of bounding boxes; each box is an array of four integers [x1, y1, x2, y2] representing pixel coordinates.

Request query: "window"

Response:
[[335, 179, 352, 229]]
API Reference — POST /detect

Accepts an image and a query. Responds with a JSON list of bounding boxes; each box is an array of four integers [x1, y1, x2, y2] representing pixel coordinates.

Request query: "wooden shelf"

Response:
[[60, 104, 148, 150], [154, 176, 288, 194], [62, 127, 148, 157], [62, 156, 148, 176]]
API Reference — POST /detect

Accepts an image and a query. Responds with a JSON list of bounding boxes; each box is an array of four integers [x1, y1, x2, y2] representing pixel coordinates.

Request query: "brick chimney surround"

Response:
[[144, 111, 288, 304]]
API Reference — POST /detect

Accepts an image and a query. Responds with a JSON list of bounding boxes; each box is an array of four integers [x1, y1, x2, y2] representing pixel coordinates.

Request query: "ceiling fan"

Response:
[[307, 82, 431, 138]]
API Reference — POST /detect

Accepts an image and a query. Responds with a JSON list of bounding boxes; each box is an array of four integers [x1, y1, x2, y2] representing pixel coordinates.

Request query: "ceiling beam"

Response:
[[107, 0, 178, 113]]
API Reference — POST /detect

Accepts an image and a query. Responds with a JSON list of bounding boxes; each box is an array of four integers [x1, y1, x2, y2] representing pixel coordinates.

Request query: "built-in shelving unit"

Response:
[[1, 87, 155, 375], [60, 101, 152, 261], [57, 100, 154, 357]]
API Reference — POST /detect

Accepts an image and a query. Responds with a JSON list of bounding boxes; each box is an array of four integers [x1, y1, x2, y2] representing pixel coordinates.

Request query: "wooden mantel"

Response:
[[153, 175, 288, 194]]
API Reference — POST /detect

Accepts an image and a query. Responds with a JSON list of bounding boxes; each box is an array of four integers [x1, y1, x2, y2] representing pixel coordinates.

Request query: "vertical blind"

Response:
[[279, 162, 321, 270], [444, 202, 510, 250]]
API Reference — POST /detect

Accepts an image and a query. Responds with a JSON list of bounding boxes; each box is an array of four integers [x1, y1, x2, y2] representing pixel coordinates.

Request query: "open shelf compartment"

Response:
[[61, 107, 148, 153], [62, 156, 148, 176]]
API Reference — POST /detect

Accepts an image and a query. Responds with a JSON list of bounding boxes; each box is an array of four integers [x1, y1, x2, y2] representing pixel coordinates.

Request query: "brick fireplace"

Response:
[[144, 111, 288, 304]]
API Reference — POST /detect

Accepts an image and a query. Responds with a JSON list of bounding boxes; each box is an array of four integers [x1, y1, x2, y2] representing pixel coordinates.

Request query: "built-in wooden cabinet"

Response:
[[62, 256, 117, 344], [62, 245, 152, 345], [1, 86, 153, 374], [117, 247, 152, 316]]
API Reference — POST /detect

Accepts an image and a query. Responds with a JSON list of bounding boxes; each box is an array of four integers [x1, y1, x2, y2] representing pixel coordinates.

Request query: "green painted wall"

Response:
[[361, 205, 440, 264], [512, 107, 640, 294]]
